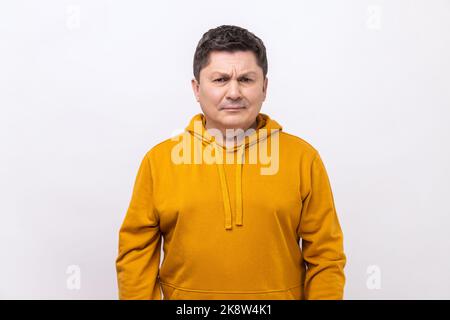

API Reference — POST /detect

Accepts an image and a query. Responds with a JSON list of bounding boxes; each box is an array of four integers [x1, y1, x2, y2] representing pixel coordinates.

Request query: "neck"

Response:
[[205, 118, 258, 148]]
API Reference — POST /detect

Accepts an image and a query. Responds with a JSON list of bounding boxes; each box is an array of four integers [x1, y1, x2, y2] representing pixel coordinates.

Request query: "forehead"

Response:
[[202, 50, 260, 74]]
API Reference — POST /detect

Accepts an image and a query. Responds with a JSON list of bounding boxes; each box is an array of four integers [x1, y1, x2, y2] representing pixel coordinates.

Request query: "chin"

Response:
[[219, 113, 246, 125], [220, 115, 247, 129]]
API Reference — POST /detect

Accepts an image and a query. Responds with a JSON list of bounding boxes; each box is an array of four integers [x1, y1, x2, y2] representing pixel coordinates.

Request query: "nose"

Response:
[[226, 79, 242, 100]]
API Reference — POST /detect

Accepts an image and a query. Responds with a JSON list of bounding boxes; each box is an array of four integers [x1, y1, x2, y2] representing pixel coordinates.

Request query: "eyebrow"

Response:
[[210, 71, 258, 78]]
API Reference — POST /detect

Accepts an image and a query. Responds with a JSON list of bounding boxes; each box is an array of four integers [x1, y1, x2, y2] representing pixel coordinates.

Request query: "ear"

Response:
[[262, 77, 268, 101], [191, 78, 200, 102]]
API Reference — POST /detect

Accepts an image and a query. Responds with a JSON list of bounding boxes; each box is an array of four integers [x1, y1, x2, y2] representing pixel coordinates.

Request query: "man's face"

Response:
[[191, 50, 268, 135]]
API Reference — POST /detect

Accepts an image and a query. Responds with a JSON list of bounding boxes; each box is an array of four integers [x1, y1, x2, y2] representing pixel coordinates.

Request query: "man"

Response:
[[115, 25, 346, 300]]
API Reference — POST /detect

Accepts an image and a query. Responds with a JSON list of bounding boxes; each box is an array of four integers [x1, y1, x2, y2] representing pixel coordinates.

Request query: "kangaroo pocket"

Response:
[[161, 283, 304, 300]]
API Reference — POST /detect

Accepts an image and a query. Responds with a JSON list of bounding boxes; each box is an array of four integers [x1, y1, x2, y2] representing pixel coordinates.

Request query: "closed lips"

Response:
[[222, 105, 245, 109]]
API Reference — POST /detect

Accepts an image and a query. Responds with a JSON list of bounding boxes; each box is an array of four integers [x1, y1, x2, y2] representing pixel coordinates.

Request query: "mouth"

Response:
[[221, 105, 246, 111]]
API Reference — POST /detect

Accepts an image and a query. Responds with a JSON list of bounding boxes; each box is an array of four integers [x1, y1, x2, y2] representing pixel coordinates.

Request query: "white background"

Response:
[[1, 0, 449, 299]]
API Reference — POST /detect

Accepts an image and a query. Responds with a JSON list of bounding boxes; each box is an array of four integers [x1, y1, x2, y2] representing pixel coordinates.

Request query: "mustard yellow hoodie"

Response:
[[115, 113, 346, 300]]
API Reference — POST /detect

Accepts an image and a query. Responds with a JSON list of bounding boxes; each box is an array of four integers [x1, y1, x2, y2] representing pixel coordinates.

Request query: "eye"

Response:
[[214, 78, 227, 83], [239, 77, 253, 83]]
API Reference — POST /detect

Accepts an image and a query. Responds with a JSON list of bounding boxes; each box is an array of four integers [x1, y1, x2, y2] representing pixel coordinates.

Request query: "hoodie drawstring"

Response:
[[235, 143, 244, 226], [213, 140, 245, 230]]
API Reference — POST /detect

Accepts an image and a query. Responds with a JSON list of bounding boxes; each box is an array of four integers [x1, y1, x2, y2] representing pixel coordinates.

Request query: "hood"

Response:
[[185, 112, 283, 230]]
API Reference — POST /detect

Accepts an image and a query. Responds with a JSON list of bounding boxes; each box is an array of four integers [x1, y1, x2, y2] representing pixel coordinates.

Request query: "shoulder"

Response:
[[143, 132, 188, 161], [279, 131, 319, 161]]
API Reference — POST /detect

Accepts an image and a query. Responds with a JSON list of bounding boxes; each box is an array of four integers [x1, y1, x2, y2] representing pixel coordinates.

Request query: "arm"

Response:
[[115, 153, 162, 299], [298, 153, 347, 300]]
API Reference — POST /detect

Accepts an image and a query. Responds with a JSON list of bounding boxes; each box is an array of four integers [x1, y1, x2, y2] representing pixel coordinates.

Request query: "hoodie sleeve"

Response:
[[115, 153, 162, 300], [298, 153, 347, 300]]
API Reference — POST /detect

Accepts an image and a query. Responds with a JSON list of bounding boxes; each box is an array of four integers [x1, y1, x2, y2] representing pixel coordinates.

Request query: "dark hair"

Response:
[[193, 25, 268, 82]]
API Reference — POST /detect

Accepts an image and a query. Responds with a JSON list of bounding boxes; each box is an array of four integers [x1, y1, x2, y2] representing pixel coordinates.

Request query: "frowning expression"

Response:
[[191, 50, 268, 134]]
